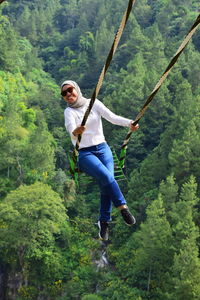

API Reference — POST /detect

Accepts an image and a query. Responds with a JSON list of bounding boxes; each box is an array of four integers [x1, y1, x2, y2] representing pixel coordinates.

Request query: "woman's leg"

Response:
[[78, 143, 126, 222], [97, 143, 114, 222]]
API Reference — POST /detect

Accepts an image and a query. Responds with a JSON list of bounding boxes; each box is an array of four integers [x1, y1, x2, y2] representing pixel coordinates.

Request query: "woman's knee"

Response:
[[99, 172, 115, 186]]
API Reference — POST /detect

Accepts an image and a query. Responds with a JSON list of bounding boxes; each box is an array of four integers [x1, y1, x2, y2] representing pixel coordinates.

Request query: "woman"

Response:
[[61, 80, 139, 240]]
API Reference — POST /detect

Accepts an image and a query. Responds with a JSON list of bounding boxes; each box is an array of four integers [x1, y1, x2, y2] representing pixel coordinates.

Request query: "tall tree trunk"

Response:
[[147, 266, 152, 292], [7, 272, 24, 300], [0, 264, 8, 300]]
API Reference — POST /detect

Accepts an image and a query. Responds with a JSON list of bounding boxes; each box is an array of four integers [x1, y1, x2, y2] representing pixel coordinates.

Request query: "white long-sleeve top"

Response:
[[64, 99, 132, 149]]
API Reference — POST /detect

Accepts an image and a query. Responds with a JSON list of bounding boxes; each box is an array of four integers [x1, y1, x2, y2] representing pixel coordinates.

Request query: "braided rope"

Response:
[[119, 13, 200, 167], [71, 0, 137, 164]]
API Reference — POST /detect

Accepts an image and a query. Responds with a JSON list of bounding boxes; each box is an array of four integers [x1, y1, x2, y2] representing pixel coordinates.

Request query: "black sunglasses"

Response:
[[61, 86, 74, 97]]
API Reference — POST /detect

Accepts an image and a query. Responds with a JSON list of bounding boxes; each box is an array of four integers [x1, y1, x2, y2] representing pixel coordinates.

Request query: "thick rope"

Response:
[[119, 13, 200, 168], [71, 0, 137, 168]]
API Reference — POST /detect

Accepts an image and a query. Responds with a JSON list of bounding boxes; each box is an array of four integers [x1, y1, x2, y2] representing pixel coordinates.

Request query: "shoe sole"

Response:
[[124, 221, 136, 226], [124, 217, 136, 226], [121, 209, 136, 226]]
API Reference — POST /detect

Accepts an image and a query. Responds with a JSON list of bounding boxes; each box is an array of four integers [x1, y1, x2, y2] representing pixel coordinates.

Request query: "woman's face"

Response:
[[61, 84, 78, 104]]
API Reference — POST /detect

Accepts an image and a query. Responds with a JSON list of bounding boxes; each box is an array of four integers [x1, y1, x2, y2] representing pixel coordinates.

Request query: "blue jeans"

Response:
[[78, 142, 126, 222]]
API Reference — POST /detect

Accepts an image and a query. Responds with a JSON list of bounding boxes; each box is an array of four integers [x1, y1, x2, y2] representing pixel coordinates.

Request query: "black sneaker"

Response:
[[121, 208, 136, 226], [98, 221, 109, 241]]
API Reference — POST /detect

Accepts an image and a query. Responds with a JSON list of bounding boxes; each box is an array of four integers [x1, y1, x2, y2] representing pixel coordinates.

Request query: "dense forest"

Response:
[[0, 0, 200, 299]]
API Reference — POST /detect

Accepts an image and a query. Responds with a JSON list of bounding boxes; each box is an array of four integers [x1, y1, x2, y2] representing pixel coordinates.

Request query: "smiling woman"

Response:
[[61, 86, 78, 106], [61, 80, 139, 241], [61, 80, 88, 109]]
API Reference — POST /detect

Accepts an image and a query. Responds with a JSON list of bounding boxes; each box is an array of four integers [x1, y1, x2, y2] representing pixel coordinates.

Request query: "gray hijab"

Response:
[[61, 80, 88, 108]]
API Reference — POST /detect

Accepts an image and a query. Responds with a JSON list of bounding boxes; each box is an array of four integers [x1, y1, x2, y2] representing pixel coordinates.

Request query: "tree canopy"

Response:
[[0, 0, 200, 299]]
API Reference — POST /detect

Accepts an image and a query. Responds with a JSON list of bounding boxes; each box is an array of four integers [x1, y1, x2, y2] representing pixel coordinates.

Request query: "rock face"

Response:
[[0, 265, 28, 300], [93, 240, 109, 270], [95, 249, 109, 270]]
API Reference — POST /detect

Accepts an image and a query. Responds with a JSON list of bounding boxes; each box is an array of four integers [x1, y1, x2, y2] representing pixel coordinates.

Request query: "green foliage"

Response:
[[0, 182, 70, 295], [50, 168, 76, 207], [112, 194, 173, 296], [104, 175, 200, 299], [169, 119, 200, 184], [98, 273, 142, 300], [0, 0, 200, 299], [0, 182, 99, 299], [82, 295, 102, 300], [0, 101, 56, 194], [164, 176, 200, 299], [167, 238, 200, 300], [0, 15, 20, 71], [159, 174, 178, 215]]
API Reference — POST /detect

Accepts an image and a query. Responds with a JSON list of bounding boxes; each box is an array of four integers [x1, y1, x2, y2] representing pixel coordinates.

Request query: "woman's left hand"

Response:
[[130, 122, 139, 132]]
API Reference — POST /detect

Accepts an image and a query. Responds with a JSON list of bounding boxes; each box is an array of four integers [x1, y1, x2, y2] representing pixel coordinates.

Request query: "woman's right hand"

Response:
[[129, 122, 139, 132], [72, 126, 86, 136]]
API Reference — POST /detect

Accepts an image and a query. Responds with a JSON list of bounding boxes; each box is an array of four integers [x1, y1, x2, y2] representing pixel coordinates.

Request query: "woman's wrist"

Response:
[[129, 121, 134, 128]]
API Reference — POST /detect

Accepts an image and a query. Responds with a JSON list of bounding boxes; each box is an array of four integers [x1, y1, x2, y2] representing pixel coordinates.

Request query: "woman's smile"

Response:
[[67, 94, 76, 102], [61, 84, 78, 103]]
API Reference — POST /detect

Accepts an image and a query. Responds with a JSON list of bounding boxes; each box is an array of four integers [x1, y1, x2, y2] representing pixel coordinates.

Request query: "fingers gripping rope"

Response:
[[119, 13, 200, 168]]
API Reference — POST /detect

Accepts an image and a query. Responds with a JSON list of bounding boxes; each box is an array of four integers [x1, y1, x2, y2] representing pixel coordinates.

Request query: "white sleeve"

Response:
[[64, 108, 77, 140], [95, 100, 132, 127]]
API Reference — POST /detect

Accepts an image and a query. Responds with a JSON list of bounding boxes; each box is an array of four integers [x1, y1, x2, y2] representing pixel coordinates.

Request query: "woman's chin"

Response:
[[68, 99, 76, 103]]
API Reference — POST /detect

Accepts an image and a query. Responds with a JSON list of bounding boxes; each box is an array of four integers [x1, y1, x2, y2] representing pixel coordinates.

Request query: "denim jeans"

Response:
[[78, 142, 126, 222]]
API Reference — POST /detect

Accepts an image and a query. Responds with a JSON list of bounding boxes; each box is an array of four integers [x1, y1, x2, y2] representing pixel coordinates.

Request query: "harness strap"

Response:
[[119, 13, 200, 168]]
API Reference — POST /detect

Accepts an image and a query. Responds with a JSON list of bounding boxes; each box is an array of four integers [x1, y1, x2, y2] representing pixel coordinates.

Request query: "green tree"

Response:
[[166, 238, 200, 300], [169, 119, 200, 184], [165, 176, 200, 299], [22, 110, 56, 183], [131, 194, 173, 296], [159, 174, 178, 216], [170, 176, 199, 248], [98, 273, 142, 300], [0, 182, 70, 298], [108, 193, 173, 299], [0, 15, 20, 71]]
